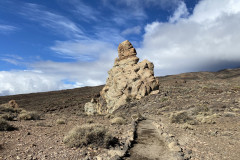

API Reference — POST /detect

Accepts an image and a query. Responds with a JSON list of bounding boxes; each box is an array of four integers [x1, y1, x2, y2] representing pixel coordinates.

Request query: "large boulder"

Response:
[[85, 40, 159, 114]]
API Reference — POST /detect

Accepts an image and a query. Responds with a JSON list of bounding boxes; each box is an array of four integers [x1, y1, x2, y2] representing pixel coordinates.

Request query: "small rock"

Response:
[[168, 142, 182, 152]]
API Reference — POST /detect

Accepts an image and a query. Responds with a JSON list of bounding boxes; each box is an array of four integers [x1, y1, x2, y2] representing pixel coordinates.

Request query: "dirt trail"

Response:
[[124, 119, 179, 160]]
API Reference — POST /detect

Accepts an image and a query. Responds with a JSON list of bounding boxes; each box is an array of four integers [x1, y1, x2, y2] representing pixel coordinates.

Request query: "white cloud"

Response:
[[0, 39, 117, 95], [190, 0, 240, 23], [108, 0, 179, 9], [67, 0, 100, 22], [0, 54, 23, 65], [0, 24, 18, 33], [20, 3, 84, 38], [122, 26, 141, 35], [0, 70, 72, 96], [138, 0, 240, 76], [51, 40, 115, 60], [169, 1, 189, 23]]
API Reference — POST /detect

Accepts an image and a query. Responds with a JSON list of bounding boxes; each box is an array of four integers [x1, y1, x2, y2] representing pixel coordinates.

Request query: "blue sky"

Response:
[[0, 0, 240, 96]]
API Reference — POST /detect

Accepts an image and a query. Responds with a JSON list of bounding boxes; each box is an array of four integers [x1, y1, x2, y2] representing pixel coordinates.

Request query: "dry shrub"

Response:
[[110, 117, 126, 125], [63, 124, 118, 148], [18, 110, 40, 120], [223, 112, 236, 117], [170, 111, 193, 124], [0, 104, 22, 114], [131, 112, 145, 121], [196, 114, 217, 124], [195, 112, 219, 124], [56, 119, 66, 124], [0, 113, 15, 121], [0, 105, 15, 113], [0, 119, 16, 131], [191, 105, 210, 116], [181, 123, 193, 130]]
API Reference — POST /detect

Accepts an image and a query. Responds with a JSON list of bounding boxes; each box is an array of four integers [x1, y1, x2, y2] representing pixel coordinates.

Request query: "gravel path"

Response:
[[125, 119, 177, 160]]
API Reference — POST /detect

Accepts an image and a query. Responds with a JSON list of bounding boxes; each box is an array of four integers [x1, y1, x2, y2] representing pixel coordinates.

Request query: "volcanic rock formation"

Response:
[[85, 40, 159, 115]]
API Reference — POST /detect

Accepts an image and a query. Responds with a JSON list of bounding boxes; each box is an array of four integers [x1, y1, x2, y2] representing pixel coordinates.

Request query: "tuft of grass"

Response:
[[0, 119, 16, 131], [223, 112, 236, 117], [196, 114, 217, 124], [0, 113, 16, 121], [18, 110, 40, 120], [181, 123, 194, 130], [191, 105, 210, 116], [170, 111, 193, 124], [110, 117, 126, 125], [63, 124, 118, 148], [56, 119, 66, 124], [161, 97, 168, 102], [0, 105, 16, 113]]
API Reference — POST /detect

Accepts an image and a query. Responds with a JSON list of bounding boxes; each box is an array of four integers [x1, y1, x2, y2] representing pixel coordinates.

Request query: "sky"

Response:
[[0, 0, 240, 96]]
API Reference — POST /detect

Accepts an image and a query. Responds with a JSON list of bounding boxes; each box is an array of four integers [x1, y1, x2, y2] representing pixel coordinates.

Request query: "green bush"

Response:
[[63, 124, 118, 148]]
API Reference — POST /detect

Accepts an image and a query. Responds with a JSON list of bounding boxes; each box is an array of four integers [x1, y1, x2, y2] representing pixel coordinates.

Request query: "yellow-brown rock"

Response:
[[85, 40, 159, 115]]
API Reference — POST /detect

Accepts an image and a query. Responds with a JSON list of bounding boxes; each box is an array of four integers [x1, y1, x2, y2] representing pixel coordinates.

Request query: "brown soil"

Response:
[[1, 69, 240, 159], [125, 119, 177, 160]]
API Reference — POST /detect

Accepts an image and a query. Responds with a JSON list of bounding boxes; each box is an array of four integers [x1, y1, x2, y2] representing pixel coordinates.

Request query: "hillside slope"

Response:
[[1, 69, 240, 159]]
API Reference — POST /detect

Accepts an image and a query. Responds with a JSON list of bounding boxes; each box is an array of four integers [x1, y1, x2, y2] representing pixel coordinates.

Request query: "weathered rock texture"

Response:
[[85, 40, 159, 114]]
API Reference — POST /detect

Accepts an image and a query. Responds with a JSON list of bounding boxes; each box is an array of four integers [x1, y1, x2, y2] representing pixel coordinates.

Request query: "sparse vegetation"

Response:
[[0, 119, 16, 131], [0, 104, 22, 121], [131, 112, 145, 121], [202, 87, 223, 94], [223, 112, 236, 117], [56, 118, 66, 124], [0, 113, 15, 121], [181, 123, 194, 130], [196, 114, 218, 124], [63, 124, 118, 148], [161, 97, 168, 102], [18, 110, 40, 120], [110, 116, 126, 125], [170, 111, 193, 124], [191, 105, 210, 116], [0, 105, 15, 113]]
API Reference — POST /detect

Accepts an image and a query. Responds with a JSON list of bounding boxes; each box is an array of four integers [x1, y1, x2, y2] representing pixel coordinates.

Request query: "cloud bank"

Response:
[[1, 0, 240, 96], [139, 0, 240, 75]]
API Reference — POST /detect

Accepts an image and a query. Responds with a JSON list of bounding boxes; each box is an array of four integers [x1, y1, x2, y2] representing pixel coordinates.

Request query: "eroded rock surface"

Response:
[[85, 40, 159, 114]]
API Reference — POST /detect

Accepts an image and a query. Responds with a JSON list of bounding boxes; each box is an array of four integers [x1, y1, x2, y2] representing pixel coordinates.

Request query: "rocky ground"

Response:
[[1, 69, 240, 160]]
